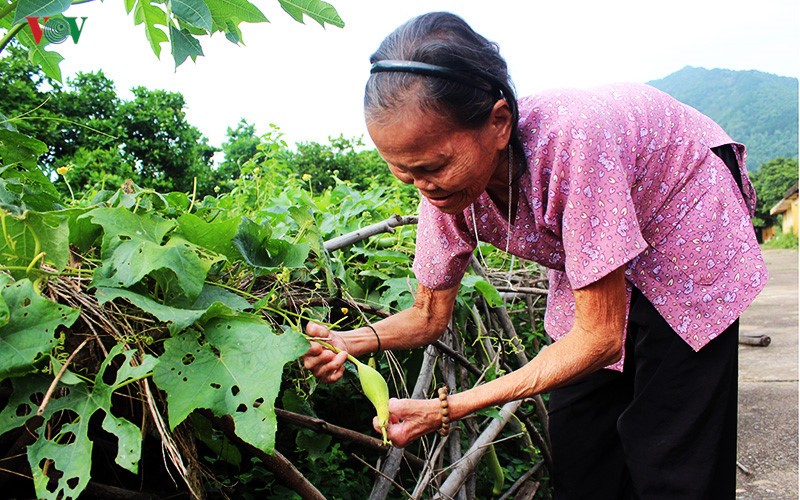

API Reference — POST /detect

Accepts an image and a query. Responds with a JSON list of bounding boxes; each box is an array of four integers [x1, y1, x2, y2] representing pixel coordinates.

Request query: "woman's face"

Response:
[[367, 101, 512, 214]]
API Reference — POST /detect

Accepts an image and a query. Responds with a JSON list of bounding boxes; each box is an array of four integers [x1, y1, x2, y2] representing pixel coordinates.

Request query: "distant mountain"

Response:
[[648, 66, 798, 171]]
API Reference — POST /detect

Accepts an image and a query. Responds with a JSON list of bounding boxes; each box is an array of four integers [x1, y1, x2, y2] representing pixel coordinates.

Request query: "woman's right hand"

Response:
[[302, 322, 350, 383]]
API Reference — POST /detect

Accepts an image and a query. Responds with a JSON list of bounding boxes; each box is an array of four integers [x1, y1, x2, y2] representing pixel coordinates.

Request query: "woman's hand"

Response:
[[375, 397, 442, 448], [302, 322, 350, 383]]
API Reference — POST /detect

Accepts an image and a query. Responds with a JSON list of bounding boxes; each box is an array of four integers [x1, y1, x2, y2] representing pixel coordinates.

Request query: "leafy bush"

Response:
[[0, 125, 551, 498]]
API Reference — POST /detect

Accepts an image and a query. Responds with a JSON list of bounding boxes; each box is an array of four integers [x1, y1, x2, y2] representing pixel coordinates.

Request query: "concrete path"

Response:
[[737, 249, 798, 499]]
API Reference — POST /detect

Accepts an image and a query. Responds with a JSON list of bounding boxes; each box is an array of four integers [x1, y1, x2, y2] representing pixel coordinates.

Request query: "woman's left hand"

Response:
[[374, 397, 442, 448]]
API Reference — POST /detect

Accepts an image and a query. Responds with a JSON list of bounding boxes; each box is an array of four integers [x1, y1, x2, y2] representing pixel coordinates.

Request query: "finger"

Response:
[[385, 422, 409, 448], [304, 341, 323, 357], [302, 347, 334, 370], [372, 416, 381, 434], [315, 351, 348, 381], [305, 321, 330, 338]]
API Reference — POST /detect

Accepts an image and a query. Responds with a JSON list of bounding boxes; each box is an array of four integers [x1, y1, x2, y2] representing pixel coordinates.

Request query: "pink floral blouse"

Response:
[[412, 83, 767, 369]]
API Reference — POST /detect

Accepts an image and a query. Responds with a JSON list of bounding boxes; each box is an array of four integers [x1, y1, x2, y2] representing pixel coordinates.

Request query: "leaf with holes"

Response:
[[0, 278, 78, 381], [0, 345, 157, 499], [87, 208, 223, 303], [153, 315, 308, 452], [95, 284, 251, 334]]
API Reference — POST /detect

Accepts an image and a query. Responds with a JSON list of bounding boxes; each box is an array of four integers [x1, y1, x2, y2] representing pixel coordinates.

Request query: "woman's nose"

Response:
[[413, 174, 436, 191]]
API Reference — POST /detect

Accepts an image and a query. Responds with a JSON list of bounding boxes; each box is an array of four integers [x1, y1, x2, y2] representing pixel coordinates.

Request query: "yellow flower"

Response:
[[214, 186, 220, 193], [56, 165, 72, 176], [253, 167, 260, 175], [340, 307, 349, 316], [302, 173, 312, 181]]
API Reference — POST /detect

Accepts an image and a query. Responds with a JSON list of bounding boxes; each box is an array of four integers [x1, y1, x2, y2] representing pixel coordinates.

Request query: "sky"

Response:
[[53, 0, 800, 151]]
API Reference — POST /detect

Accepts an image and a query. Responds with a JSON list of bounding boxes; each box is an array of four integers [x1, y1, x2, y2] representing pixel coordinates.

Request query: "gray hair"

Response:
[[364, 12, 523, 159]]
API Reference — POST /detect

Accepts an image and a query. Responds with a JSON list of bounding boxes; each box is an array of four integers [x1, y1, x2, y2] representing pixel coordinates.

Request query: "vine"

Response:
[[0, 127, 553, 498]]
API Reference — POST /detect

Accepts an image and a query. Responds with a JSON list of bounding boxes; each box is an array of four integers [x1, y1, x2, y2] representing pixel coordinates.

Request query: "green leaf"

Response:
[[153, 316, 308, 452], [27, 40, 64, 82], [96, 284, 250, 334], [379, 277, 418, 311], [205, 0, 266, 41], [2, 211, 71, 272], [205, 0, 267, 23], [130, 0, 169, 57], [170, 24, 204, 67], [87, 207, 223, 302], [83, 207, 175, 255], [0, 279, 78, 381], [94, 237, 221, 301], [12, 0, 72, 25], [277, 0, 344, 28], [0, 112, 14, 132], [10, 346, 157, 499], [461, 275, 504, 308], [0, 130, 60, 214], [0, 129, 49, 169], [171, 0, 213, 32], [175, 213, 240, 261], [233, 217, 309, 271]]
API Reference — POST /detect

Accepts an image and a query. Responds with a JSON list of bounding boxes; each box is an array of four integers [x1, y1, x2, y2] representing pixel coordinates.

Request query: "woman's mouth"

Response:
[[426, 192, 454, 208]]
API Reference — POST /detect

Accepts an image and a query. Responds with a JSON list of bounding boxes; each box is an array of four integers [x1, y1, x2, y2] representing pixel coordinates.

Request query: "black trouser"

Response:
[[547, 288, 739, 499]]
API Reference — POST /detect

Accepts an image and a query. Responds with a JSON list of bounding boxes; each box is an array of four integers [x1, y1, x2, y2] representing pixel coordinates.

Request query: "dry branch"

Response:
[[275, 408, 424, 469], [435, 400, 524, 499], [370, 344, 439, 500], [324, 214, 418, 252]]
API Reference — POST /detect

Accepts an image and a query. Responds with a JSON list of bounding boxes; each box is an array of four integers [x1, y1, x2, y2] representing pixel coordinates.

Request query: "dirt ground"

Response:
[[736, 248, 799, 499]]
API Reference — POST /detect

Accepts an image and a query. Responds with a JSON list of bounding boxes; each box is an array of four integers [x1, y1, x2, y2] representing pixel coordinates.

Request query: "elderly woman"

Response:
[[302, 11, 767, 499]]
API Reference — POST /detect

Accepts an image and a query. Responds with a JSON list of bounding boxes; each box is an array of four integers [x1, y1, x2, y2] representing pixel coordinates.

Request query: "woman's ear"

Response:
[[489, 99, 514, 149]]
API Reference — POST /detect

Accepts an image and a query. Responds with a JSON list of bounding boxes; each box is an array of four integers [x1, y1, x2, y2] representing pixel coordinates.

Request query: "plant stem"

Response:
[[64, 178, 75, 202], [1, 212, 15, 251], [188, 177, 197, 213], [25, 252, 46, 274], [0, 22, 24, 55], [302, 335, 360, 366]]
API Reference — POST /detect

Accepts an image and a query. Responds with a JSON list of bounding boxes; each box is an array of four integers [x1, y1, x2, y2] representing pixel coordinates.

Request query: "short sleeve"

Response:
[[544, 146, 648, 290], [412, 198, 476, 290]]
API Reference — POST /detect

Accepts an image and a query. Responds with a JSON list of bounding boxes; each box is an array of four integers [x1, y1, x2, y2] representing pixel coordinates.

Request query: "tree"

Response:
[[53, 70, 121, 159], [118, 87, 217, 194], [288, 135, 395, 191], [750, 157, 799, 226], [0, 44, 64, 166], [218, 119, 261, 182]]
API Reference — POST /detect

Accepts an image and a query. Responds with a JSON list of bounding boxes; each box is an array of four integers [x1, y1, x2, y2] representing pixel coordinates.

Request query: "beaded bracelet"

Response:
[[437, 385, 450, 436]]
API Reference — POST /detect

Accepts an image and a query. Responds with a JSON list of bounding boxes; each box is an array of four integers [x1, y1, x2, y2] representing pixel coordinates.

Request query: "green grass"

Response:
[[762, 232, 799, 249]]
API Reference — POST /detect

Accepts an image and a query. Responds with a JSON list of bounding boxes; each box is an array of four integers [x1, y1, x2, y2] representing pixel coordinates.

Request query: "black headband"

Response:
[[370, 60, 496, 94], [369, 59, 518, 123]]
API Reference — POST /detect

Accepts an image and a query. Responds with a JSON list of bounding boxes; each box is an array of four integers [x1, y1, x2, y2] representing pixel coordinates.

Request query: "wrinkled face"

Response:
[[367, 102, 510, 214]]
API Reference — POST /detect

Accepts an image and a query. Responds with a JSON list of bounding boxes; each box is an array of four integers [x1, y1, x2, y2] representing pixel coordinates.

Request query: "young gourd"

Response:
[[353, 358, 391, 445], [308, 336, 392, 445]]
